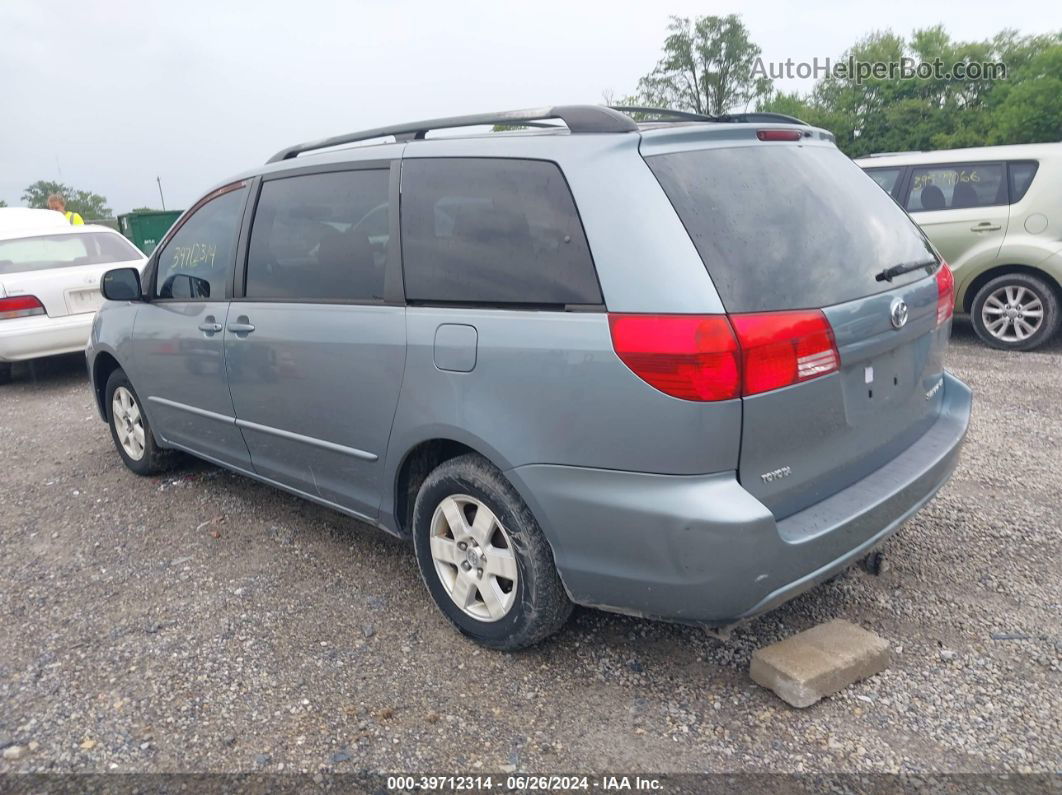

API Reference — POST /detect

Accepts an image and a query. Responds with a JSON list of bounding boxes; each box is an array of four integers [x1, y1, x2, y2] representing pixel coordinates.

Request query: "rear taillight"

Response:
[[608, 314, 740, 401], [0, 295, 45, 320], [935, 262, 955, 326], [729, 310, 839, 396], [609, 310, 839, 401]]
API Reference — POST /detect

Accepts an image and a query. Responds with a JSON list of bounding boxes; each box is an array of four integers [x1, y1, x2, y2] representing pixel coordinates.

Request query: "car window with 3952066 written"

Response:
[[905, 164, 1005, 212], [155, 187, 247, 300]]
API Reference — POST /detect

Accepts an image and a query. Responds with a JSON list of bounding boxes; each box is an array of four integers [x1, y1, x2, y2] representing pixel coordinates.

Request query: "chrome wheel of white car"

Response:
[[429, 494, 519, 622], [981, 285, 1044, 343], [111, 386, 146, 460]]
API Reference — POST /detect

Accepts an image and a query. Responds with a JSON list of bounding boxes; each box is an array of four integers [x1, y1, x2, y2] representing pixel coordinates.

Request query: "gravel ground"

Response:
[[0, 318, 1059, 776]]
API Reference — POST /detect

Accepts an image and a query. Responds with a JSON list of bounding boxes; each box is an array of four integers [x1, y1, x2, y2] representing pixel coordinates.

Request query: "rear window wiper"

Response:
[[875, 257, 938, 282]]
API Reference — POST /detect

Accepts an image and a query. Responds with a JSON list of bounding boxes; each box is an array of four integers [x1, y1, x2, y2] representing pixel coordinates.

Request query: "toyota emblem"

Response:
[[890, 298, 909, 329]]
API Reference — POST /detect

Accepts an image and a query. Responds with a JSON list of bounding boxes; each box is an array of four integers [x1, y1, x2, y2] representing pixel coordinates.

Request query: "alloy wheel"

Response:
[[981, 284, 1044, 343], [428, 494, 519, 622], [111, 386, 146, 461]]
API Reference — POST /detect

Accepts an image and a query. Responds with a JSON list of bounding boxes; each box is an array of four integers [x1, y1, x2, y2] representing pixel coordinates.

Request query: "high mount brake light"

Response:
[[0, 295, 45, 320], [756, 129, 803, 142], [609, 311, 840, 401], [936, 262, 955, 326]]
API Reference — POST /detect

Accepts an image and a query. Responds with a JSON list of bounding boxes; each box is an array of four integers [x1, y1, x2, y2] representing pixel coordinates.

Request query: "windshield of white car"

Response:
[[0, 232, 141, 275]]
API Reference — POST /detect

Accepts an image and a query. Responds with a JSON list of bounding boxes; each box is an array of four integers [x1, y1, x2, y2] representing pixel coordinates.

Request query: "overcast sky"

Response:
[[2, 0, 1059, 215]]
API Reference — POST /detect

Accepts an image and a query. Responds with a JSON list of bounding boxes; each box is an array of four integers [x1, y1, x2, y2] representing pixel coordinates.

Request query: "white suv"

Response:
[[858, 143, 1062, 350]]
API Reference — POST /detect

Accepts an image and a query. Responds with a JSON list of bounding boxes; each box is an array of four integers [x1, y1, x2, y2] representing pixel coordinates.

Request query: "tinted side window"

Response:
[[245, 169, 390, 301], [905, 163, 1004, 212], [865, 167, 902, 195], [1008, 161, 1039, 204], [401, 158, 601, 305], [155, 186, 246, 300]]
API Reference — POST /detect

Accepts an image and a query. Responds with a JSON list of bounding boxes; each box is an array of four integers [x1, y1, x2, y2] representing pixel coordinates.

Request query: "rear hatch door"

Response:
[[643, 130, 950, 518]]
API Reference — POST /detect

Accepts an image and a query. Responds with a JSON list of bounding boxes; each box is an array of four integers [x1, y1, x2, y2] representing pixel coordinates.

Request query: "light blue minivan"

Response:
[[89, 106, 971, 649]]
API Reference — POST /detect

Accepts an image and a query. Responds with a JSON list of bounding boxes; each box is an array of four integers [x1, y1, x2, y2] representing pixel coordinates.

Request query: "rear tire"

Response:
[[412, 453, 572, 650], [0, 362, 11, 385], [105, 368, 179, 476], [971, 273, 1060, 351]]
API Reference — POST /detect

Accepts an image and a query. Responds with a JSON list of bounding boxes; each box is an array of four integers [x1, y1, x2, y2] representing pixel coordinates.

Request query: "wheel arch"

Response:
[[961, 263, 1062, 314], [391, 437, 489, 538], [91, 350, 123, 420], [389, 432, 528, 539]]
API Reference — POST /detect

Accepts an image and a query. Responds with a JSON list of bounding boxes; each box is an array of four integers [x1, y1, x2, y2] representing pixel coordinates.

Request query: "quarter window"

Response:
[[905, 163, 1005, 212], [155, 186, 247, 300], [401, 158, 601, 306], [865, 167, 902, 195], [1008, 161, 1039, 204], [245, 170, 390, 301]]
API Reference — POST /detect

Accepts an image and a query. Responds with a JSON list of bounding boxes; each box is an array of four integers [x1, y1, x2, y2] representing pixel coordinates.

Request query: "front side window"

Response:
[[245, 169, 390, 301], [905, 163, 1005, 212], [401, 158, 602, 306], [0, 232, 141, 275], [154, 185, 247, 300], [864, 167, 902, 195]]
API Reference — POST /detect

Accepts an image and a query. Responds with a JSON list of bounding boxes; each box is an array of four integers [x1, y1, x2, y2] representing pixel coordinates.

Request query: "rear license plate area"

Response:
[[843, 348, 918, 420], [66, 288, 103, 314]]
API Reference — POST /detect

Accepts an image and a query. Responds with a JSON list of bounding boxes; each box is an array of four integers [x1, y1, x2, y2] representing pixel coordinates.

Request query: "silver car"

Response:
[[88, 106, 971, 649]]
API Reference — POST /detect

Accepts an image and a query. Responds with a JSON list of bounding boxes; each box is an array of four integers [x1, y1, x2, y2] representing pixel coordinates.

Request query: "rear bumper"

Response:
[[0, 312, 94, 363], [508, 371, 972, 626]]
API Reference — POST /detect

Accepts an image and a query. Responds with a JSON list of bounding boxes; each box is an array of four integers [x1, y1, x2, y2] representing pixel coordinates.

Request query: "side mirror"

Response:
[[159, 273, 211, 299], [101, 267, 142, 301]]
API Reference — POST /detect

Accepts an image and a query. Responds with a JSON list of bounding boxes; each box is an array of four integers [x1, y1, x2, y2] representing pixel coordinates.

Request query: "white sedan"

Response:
[[0, 209, 145, 383]]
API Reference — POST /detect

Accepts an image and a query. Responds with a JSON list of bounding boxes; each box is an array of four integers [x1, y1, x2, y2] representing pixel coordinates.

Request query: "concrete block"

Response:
[[750, 619, 890, 708]]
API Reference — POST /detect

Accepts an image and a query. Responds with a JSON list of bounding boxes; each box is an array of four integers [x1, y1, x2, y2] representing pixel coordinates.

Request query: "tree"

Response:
[[21, 180, 111, 219], [0, 200, 7, 208], [988, 43, 1062, 144], [758, 28, 1062, 156], [632, 15, 771, 116]]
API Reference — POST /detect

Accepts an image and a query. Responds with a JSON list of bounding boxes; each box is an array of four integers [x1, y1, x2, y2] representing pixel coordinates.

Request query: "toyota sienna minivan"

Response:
[[88, 105, 971, 649]]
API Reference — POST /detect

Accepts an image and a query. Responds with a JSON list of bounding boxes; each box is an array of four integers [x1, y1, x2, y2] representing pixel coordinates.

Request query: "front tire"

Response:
[[412, 454, 572, 650], [0, 362, 11, 385], [971, 273, 1060, 351], [105, 368, 178, 475]]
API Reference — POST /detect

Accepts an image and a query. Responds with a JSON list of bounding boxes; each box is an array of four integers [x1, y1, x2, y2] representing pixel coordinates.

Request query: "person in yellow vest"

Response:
[[47, 194, 84, 225]]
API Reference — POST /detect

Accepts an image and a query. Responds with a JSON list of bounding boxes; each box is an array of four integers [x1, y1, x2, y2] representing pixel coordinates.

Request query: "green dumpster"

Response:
[[117, 210, 183, 255]]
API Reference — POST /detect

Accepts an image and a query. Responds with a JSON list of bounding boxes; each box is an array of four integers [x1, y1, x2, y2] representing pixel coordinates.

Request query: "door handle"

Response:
[[970, 223, 1001, 232], [197, 318, 223, 335], [228, 318, 256, 335]]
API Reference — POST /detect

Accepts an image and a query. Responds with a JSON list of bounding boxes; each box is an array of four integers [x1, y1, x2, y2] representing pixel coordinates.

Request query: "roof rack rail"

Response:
[[609, 106, 719, 122], [266, 105, 638, 163]]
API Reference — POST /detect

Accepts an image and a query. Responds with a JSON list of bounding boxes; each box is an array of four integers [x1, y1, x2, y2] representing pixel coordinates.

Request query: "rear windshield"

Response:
[[0, 232, 141, 275], [646, 145, 936, 312]]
